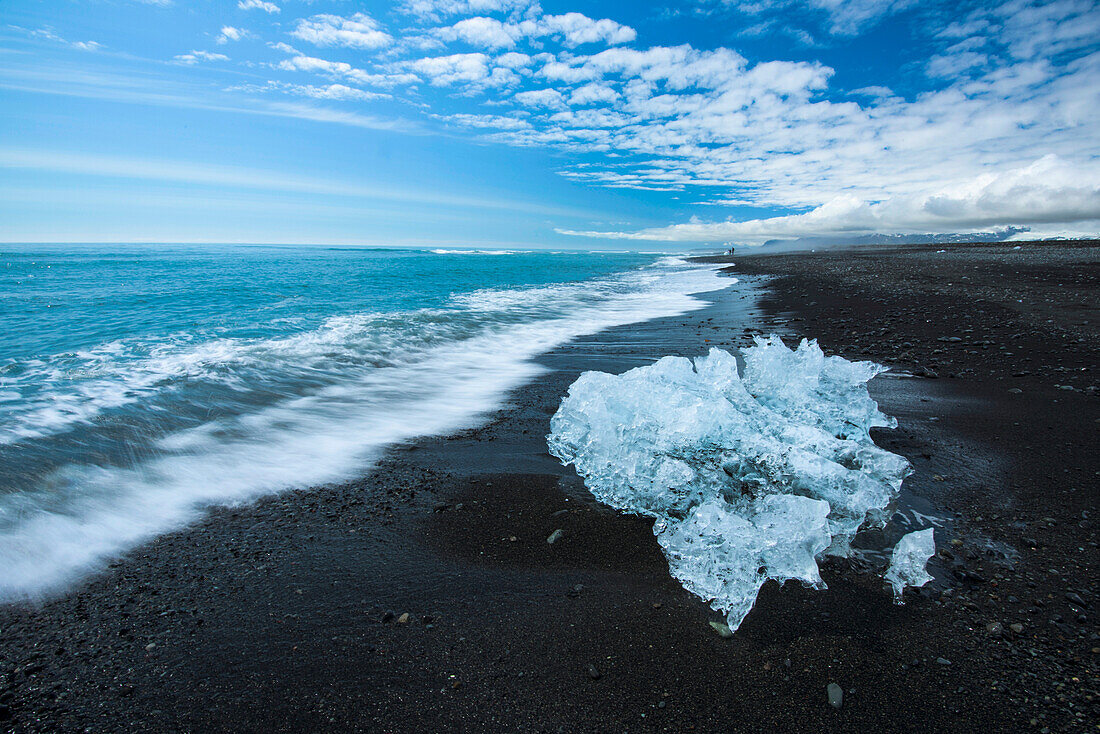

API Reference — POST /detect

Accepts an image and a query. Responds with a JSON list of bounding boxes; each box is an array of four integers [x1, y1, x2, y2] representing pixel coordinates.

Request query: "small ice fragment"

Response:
[[884, 528, 936, 602], [827, 682, 844, 709]]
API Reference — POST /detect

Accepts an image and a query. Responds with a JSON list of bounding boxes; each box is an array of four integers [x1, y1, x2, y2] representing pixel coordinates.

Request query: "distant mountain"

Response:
[[758, 227, 1030, 251]]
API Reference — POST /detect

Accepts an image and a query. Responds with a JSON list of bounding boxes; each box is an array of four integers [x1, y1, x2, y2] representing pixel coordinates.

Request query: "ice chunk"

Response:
[[547, 337, 911, 632], [884, 528, 936, 602]]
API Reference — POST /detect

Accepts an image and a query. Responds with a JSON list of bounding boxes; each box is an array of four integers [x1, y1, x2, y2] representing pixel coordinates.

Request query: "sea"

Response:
[[0, 244, 728, 599]]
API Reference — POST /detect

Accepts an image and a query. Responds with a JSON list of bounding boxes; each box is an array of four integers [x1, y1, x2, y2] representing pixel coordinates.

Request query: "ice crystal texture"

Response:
[[548, 337, 912, 631], [884, 528, 936, 602]]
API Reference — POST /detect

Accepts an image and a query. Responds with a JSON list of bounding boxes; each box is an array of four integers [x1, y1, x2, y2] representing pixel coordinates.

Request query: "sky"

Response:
[[1, 0, 1098, 248]]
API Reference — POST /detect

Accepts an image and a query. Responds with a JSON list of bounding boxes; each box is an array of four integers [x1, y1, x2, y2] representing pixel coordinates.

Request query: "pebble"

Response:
[[586, 663, 601, 680], [708, 621, 734, 639], [1010, 623, 1025, 634], [1065, 592, 1087, 609], [826, 683, 843, 709], [546, 529, 564, 545], [397, 613, 410, 624], [935, 657, 952, 665]]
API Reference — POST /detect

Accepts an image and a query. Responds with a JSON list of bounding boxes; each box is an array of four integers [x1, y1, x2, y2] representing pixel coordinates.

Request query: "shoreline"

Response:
[[1, 242, 1096, 732]]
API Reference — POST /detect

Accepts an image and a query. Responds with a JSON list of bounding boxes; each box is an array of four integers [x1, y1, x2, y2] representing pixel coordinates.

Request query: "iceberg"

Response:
[[547, 337, 913, 631], [884, 528, 936, 602]]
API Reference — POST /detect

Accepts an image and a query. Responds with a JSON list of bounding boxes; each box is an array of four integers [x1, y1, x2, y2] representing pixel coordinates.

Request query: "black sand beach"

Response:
[[1, 240, 1096, 732]]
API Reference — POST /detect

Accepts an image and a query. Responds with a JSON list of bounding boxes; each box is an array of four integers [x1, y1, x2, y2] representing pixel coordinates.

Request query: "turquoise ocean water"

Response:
[[0, 244, 727, 599]]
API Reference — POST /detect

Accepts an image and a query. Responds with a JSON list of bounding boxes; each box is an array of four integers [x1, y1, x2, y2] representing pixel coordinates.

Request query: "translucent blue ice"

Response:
[[548, 337, 912, 631], [884, 528, 936, 602]]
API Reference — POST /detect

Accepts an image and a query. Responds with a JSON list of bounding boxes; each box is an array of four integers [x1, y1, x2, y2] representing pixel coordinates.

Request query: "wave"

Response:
[[0, 257, 730, 600], [428, 248, 532, 255]]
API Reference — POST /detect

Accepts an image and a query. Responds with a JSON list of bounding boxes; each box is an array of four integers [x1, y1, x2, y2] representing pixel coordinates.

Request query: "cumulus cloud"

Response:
[[536, 13, 636, 46], [437, 17, 522, 48], [433, 12, 636, 50], [238, 0, 279, 13], [174, 50, 230, 64], [568, 82, 618, 105], [514, 88, 566, 108], [404, 52, 517, 86], [559, 157, 1100, 243], [291, 13, 392, 50]]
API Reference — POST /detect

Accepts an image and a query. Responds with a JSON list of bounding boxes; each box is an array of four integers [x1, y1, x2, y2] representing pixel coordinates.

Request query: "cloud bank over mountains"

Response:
[[7, 0, 1100, 245]]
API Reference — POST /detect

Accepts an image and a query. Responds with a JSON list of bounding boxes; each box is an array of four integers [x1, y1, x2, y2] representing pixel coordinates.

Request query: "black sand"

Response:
[[1, 240, 1096, 732]]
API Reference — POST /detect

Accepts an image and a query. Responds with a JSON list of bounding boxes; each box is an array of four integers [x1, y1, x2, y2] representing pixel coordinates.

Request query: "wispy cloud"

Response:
[[238, 0, 280, 13], [11, 26, 106, 52], [229, 81, 390, 101], [0, 62, 416, 133], [0, 148, 603, 219], [693, 0, 917, 37], [173, 50, 229, 65], [215, 26, 250, 44], [397, 0, 539, 23]]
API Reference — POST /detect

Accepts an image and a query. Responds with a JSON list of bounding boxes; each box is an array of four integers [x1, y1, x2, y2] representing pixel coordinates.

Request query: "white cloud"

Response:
[[407, 53, 488, 85], [238, 0, 279, 12], [534, 13, 636, 46], [568, 82, 618, 105], [398, 0, 538, 23], [699, 0, 915, 37], [174, 50, 230, 64], [275, 53, 418, 88], [238, 0, 279, 13], [230, 81, 389, 101], [433, 12, 636, 50], [20, 27, 105, 52], [514, 88, 566, 108], [290, 13, 392, 50], [437, 17, 521, 48], [495, 52, 533, 68], [559, 156, 1100, 243], [445, 113, 531, 129], [216, 26, 249, 44]]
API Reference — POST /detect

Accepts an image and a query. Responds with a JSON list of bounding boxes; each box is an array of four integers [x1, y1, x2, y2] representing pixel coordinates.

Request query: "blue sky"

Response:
[[1, 0, 1098, 247]]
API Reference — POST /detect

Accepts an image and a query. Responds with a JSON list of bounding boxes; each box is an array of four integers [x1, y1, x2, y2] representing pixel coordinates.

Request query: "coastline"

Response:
[[1, 242, 1096, 732]]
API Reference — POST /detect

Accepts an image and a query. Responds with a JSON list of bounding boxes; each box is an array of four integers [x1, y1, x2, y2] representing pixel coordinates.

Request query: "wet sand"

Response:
[[1, 240, 1096, 732]]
